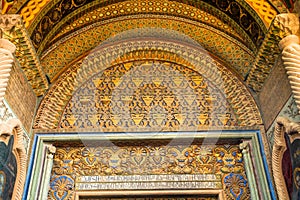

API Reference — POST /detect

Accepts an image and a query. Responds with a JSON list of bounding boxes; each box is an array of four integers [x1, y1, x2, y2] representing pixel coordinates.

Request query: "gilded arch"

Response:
[[34, 33, 262, 130]]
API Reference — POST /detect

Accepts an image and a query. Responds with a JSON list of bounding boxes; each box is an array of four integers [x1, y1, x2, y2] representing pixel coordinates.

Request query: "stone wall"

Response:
[[258, 58, 292, 130], [4, 61, 37, 135]]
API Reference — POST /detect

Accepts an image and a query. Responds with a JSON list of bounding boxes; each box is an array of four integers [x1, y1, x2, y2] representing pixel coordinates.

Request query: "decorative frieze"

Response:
[[48, 142, 250, 200]]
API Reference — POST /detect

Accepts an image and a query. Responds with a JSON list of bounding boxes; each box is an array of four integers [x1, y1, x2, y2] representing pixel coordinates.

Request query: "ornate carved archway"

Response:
[[34, 30, 262, 131]]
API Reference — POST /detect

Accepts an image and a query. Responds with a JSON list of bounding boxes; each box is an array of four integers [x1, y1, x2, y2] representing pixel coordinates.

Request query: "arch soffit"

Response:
[[40, 16, 255, 83], [33, 38, 262, 130], [33, 0, 258, 54], [12, 0, 287, 21]]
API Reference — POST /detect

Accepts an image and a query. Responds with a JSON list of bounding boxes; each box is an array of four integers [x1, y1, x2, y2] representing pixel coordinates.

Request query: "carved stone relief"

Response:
[[49, 141, 250, 200], [246, 13, 299, 92]]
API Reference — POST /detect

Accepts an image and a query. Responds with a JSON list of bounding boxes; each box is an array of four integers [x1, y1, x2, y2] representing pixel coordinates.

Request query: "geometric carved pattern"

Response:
[[41, 18, 254, 80], [49, 0, 249, 51], [27, 0, 264, 52], [60, 60, 237, 131], [34, 40, 262, 130], [49, 141, 249, 200]]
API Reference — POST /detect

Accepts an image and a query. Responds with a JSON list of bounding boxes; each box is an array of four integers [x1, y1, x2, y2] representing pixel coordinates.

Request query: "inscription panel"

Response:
[[76, 174, 222, 190], [48, 141, 250, 200]]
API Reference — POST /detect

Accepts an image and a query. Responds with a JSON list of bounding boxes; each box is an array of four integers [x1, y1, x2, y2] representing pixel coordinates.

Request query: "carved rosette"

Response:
[[0, 38, 16, 102], [279, 35, 300, 112]]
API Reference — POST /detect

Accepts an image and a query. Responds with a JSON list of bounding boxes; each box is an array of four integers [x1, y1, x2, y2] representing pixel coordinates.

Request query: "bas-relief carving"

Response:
[[49, 142, 250, 200], [266, 15, 300, 148], [0, 119, 27, 200], [34, 40, 262, 130]]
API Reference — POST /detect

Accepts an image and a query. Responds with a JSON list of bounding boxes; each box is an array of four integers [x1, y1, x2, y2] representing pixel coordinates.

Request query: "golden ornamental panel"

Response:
[[48, 141, 250, 200], [19, 0, 52, 27], [60, 60, 237, 131], [33, 41, 261, 130]]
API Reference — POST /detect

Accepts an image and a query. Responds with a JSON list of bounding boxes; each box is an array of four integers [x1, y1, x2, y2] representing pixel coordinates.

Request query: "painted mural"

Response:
[[0, 136, 17, 200]]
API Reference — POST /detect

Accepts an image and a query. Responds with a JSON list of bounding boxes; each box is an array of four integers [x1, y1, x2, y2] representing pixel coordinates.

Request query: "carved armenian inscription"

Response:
[[76, 174, 222, 190]]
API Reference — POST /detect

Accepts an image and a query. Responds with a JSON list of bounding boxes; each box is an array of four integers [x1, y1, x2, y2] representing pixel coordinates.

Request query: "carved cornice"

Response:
[[0, 38, 15, 102], [0, 119, 27, 200], [272, 117, 300, 200], [0, 14, 48, 96], [34, 39, 262, 129], [246, 13, 299, 92]]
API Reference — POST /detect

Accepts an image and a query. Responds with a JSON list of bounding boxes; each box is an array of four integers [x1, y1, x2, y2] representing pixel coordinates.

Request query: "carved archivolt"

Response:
[[0, 119, 27, 200], [34, 38, 262, 130], [280, 34, 300, 112], [0, 38, 16, 102]]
